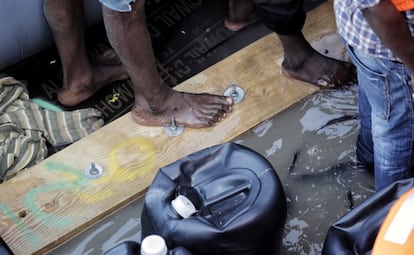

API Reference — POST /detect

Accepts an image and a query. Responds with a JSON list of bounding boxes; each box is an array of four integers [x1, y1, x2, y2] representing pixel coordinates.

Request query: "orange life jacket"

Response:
[[372, 187, 414, 255], [391, 0, 414, 11]]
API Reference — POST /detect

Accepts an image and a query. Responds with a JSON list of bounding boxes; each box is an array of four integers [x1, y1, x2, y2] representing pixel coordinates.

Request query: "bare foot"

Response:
[[225, 0, 258, 32], [57, 49, 128, 106], [131, 89, 234, 128], [282, 51, 357, 88]]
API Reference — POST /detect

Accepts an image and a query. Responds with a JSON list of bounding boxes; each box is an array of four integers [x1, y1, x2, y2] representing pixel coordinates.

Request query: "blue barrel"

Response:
[[141, 142, 287, 255]]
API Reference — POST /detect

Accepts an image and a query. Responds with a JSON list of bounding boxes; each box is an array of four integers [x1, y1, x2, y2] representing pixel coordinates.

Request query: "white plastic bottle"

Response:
[[141, 235, 168, 255], [141, 235, 193, 255]]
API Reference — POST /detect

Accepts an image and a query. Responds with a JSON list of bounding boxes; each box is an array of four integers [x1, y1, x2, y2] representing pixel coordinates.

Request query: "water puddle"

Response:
[[237, 85, 375, 254]]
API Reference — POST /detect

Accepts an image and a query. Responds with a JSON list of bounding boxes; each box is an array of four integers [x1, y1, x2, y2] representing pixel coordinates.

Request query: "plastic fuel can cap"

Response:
[[171, 195, 197, 218]]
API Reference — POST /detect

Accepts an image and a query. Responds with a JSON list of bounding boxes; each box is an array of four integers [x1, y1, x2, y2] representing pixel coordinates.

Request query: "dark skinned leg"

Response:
[[43, 0, 128, 106], [102, 2, 233, 128], [251, 0, 356, 87], [279, 33, 356, 88], [225, 0, 258, 31]]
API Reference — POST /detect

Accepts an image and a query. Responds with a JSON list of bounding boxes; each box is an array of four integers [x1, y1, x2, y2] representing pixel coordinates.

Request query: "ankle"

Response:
[[141, 86, 173, 113]]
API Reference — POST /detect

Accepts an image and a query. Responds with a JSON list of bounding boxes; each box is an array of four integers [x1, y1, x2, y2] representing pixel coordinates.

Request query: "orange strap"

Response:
[[372, 187, 414, 255], [391, 0, 414, 11]]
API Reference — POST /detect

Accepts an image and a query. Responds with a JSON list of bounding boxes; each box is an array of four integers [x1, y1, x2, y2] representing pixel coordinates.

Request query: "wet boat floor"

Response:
[[48, 85, 375, 255], [3, 0, 376, 254]]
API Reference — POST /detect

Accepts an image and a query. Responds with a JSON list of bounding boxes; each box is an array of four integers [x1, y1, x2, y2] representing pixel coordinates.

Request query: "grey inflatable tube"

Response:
[[0, 0, 103, 71]]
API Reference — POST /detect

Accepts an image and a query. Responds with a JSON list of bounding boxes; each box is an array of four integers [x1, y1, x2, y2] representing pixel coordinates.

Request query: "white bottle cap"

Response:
[[171, 195, 197, 218], [141, 235, 168, 255]]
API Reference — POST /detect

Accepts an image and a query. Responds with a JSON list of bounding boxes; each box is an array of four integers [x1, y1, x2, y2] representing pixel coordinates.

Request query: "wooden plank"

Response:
[[0, 2, 340, 254]]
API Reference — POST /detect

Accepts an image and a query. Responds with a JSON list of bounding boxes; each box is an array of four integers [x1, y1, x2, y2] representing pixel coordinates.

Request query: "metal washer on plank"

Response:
[[224, 84, 245, 103], [84, 162, 104, 179], [164, 116, 184, 137], [164, 125, 185, 137]]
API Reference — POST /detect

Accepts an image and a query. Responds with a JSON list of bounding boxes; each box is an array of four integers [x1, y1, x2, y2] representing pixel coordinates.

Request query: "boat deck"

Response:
[[1, 1, 375, 254]]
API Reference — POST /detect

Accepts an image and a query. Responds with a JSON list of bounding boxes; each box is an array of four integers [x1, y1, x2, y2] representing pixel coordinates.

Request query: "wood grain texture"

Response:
[[0, 2, 340, 254]]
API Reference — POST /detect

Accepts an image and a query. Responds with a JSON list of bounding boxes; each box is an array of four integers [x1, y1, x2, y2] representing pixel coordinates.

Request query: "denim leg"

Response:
[[356, 78, 374, 172], [99, 0, 136, 12], [346, 44, 414, 191]]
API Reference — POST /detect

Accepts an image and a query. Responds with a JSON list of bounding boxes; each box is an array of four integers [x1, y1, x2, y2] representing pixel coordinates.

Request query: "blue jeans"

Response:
[[346, 44, 414, 191], [99, 0, 136, 12]]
